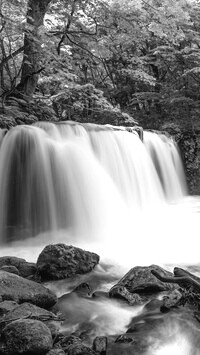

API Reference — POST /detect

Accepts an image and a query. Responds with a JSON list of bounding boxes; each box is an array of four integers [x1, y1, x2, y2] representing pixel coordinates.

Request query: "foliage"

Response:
[[0, 0, 26, 95], [1, 0, 200, 127], [52, 83, 137, 125]]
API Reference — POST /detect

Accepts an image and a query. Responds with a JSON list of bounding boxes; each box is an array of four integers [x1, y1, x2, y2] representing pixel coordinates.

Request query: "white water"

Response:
[[0, 121, 200, 354], [0, 121, 194, 267]]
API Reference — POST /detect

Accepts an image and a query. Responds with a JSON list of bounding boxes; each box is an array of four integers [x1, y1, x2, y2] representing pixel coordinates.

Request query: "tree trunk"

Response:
[[17, 0, 52, 99]]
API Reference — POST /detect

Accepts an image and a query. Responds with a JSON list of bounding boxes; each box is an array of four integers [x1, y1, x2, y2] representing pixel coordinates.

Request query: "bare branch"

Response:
[[0, 46, 24, 71]]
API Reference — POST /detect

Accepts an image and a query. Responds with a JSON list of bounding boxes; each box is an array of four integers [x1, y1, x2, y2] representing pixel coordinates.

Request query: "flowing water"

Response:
[[0, 121, 199, 354]]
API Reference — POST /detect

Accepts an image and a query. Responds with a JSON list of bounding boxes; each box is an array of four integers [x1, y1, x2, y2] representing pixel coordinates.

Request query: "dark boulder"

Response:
[[0, 270, 57, 309], [109, 285, 142, 305], [160, 289, 182, 313], [37, 244, 100, 281], [0, 319, 52, 355], [0, 301, 18, 316], [1, 302, 62, 336], [0, 265, 19, 275], [0, 256, 37, 278], [111, 265, 178, 295], [72, 282, 91, 297], [93, 336, 107, 354]]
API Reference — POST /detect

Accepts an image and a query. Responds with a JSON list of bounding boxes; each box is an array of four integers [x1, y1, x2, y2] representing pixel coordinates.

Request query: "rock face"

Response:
[[0, 271, 57, 308], [0, 256, 36, 278], [159, 123, 200, 194], [111, 265, 178, 295], [0, 319, 52, 355], [37, 244, 100, 281]]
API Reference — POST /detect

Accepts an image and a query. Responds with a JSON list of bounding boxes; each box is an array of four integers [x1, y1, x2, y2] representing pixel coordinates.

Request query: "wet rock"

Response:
[[0, 319, 52, 355], [19, 261, 37, 278], [0, 265, 19, 275], [1, 302, 62, 336], [160, 289, 182, 313], [93, 336, 107, 353], [72, 282, 91, 297], [109, 285, 142, 305], [37, 244, 100, 281], [0, 301, 18, 316], [112, 265, 178, 295], [56, 335, 95, 355], [0, 256, 36, 278], [0, 270, 57, 309]]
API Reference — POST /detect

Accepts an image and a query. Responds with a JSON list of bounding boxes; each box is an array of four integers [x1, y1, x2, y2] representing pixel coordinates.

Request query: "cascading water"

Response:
[[0, 121, 186, 247], [0, 121, 200, 354]]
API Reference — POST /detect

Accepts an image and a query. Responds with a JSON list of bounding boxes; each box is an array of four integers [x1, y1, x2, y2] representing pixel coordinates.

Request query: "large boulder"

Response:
[[0, 319, 52, 355], [0, 271, 57, 309], [0, 256, 36, 278], [0, 301, 18, 316], [110, 265, 178, 295], [1, 302, 62, 337], [0, 265, 19, 275], [37, 244, 100, 281]]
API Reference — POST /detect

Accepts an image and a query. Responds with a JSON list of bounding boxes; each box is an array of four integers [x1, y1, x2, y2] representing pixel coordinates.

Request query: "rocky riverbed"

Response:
[[0, 243, 200, 355]]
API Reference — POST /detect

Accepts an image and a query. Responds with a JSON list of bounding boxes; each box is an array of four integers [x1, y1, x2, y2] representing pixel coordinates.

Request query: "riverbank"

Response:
[[0, 243, 200, 355]]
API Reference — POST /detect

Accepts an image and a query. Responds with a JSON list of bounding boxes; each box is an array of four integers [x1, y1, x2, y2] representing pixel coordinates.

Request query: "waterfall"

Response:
[[0, 121, 186, 246]]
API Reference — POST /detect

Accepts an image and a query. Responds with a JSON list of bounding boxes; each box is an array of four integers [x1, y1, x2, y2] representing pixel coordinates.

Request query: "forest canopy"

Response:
[[1, 0, 200, 128]]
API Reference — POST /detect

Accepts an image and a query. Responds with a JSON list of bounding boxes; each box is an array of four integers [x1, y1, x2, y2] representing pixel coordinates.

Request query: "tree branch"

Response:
[[0, 46, 24, 71]]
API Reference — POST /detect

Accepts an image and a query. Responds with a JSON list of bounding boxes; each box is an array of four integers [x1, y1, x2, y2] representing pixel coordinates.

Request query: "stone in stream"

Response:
[[109, 285, 142, 305], [160, 289, 182, 313], [37, 244, 100, 281], [0, 319, 52, 355], [110, 265, 178, 296], [1, 302, 62, 337], [72, 282, 91, 297], [0, 271, 57, 309], [0, 256, 37, 278], [93, 336, 107, 354]]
